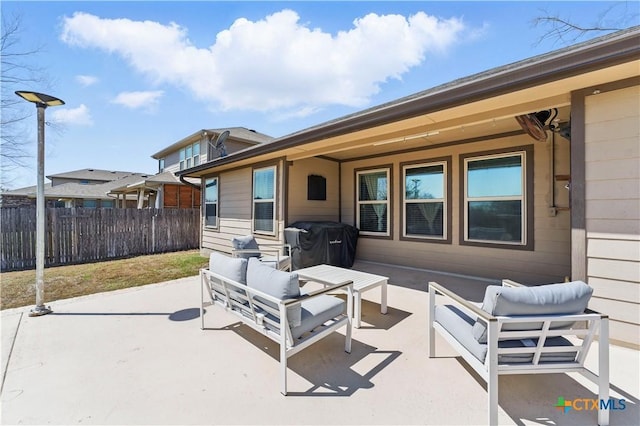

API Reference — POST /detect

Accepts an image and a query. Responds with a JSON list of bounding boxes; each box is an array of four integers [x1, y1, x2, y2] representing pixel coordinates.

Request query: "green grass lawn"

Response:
[[0, 250, 209, 310]]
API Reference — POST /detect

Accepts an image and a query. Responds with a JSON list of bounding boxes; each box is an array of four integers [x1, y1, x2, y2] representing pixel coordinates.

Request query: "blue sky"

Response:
[[2, 1, 638, 189]]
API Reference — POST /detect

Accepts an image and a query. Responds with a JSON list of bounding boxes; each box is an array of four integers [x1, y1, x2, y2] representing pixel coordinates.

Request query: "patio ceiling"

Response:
[[283, 61, 635, 162]]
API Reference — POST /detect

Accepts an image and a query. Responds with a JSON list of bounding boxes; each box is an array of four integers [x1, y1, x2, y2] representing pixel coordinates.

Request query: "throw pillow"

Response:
[[246, 257, 301, 327], [209, 251, 248, 284]]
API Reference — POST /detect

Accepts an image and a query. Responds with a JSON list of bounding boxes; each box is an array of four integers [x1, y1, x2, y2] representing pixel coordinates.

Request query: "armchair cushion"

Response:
[[209, 251, 248, 284], [436, 304, 578, 363], [472, 281, 593, 343], [246, 258, 301, 327], [232, 235, 260, 259]]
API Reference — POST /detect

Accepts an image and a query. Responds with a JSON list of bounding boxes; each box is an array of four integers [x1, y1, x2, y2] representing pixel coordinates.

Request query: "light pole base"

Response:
[[29, 305, 53, 317]]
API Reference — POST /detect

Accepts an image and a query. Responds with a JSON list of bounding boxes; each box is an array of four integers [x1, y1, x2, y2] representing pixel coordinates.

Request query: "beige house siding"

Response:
[[584, 85, 640, 346], [287, 157, 340, 223], [201, 161, 287, 255], [340, 133, 572, 284]]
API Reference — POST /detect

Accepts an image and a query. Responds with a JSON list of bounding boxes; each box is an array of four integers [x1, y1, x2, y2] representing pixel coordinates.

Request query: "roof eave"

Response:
[[177, 27, 640, 178]]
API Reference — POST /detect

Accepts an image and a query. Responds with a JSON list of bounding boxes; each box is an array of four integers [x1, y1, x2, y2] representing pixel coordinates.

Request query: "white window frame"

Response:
[[179, 142, 201, 171], [463, 151, 526, 246], [402, 161, 447, 240], [252, 165, 277, 236], [356, 167, 391, 237], [204, 177, 218, 229]]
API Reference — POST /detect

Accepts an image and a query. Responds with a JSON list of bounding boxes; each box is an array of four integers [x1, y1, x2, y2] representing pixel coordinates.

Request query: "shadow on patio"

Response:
[[1, 268, 638, 425]]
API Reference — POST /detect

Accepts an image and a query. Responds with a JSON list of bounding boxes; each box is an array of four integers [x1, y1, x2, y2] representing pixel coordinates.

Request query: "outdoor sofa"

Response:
[[429, 279, 610, 425], [200, 251, 353, 395]]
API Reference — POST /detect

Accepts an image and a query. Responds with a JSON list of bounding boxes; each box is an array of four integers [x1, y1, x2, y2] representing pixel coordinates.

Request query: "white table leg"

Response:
[[381, 281, 388, 314]]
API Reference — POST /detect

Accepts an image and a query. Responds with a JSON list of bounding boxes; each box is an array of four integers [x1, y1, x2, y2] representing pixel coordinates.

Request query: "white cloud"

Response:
[[50, 104, 93, 126], [76, 74, 99, 87], [60, 10, 466, 115], [111, 90, 164, 110]]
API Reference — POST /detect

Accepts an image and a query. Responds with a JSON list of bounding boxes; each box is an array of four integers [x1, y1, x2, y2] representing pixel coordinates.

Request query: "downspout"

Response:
[[549, 131, 557, 216], [180, 174, 201, 189]]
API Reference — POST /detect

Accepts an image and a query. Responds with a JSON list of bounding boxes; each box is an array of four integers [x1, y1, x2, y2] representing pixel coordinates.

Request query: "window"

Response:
[[101, 199, 115, 208], [253, 166, 276, 234], [463, 151, 527, 245], [403, 162, 446, 239], [193, 143, 200, 166], [159, 158, 165, 173], [179, 143, 200, 170], [204, 177, 218, 228], [356, 167, 390, 236], [83, 199, 97, 208]]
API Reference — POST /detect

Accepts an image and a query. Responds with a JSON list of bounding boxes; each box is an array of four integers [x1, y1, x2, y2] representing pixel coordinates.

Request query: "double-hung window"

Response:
[[356, 167, 390, 236], [403, 161, 447, 240], [253, 166, 276, 235], [463, 150, 528, 246], [204, 177, 218, 228], [179, 143, 201, 170]]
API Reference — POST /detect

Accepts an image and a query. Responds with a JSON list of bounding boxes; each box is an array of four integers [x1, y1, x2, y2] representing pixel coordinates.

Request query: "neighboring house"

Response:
[[110, 127, 273, 208], [0, 168, 150, 208], [177, 28, 640, 347]]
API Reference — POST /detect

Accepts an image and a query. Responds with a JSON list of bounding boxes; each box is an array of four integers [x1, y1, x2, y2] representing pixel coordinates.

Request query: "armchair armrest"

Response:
[[428, 281, 495, 322], [502, 279, 525, 288]]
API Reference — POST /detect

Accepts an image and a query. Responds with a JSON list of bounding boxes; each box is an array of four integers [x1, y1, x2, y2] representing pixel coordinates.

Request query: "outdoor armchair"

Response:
[[428, 279, 609, 425], [231, 235, 292, 271]]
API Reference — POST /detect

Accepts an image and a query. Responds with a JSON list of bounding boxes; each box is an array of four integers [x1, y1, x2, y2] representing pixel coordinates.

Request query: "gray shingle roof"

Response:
[[2, 172, 152, 200], [46, 168, 148, 181]]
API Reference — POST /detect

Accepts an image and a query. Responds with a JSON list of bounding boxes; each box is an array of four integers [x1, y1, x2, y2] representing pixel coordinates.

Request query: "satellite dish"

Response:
[[515, 108, 558, 142], [209, 130, 229, 158]]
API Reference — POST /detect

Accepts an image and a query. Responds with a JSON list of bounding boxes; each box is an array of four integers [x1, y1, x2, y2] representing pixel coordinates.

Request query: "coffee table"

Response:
[[295, 264, 388, 328]]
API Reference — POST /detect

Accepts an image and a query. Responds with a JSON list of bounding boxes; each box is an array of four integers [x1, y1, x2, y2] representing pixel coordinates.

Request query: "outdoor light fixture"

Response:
[[15, 90, 65, 317]]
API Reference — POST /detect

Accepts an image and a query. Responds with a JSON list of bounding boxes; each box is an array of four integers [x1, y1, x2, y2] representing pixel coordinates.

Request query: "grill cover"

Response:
[[285, 221, 359, 270]]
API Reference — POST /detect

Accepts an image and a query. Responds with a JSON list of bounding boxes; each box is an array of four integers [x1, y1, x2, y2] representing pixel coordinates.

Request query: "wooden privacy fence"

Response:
[[1, 207, 200, 272]]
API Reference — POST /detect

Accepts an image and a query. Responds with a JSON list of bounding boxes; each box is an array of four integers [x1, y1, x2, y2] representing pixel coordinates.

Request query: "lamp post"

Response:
[[15, 91, 65, 317]]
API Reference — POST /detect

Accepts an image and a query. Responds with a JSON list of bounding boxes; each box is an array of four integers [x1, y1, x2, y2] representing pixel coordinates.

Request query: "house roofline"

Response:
[[151, 127, 272, 159], [177, 26, 640, 177]]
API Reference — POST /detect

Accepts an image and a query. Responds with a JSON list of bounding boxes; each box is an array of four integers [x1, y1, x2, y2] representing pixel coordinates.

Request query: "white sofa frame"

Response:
[[428, 279, 610, 425], [200, 267, 353, 395]]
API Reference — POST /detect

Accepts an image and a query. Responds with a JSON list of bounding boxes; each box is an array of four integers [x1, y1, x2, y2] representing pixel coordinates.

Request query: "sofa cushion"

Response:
[[232, 235, 260, 259], [209, 251, 248, 284], [472, 281, 593, 343], [291, 295, 346, 339], [246, 258, 301, 327]]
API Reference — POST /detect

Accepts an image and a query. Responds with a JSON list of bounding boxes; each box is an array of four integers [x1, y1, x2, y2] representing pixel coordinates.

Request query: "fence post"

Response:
[[152, 213, 156, 253]]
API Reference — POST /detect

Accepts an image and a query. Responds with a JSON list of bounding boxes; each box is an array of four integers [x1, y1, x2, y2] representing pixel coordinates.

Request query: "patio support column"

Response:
[[570, 90, 587, 282]]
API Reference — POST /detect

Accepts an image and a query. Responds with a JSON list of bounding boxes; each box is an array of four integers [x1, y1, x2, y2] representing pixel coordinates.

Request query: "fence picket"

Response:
[[0, 207, 200, 271]]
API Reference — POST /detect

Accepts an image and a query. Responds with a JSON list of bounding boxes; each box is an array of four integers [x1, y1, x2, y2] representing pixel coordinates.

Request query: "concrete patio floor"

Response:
[[1, 261, 639, 425]]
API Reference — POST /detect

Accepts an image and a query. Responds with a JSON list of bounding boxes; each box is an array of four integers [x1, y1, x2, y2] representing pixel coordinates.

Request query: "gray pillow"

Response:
[[232, 235, 260, 259], [246, 258, 301, 327], [209, 251, 248, 284], [472, 281, 593, 343]]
